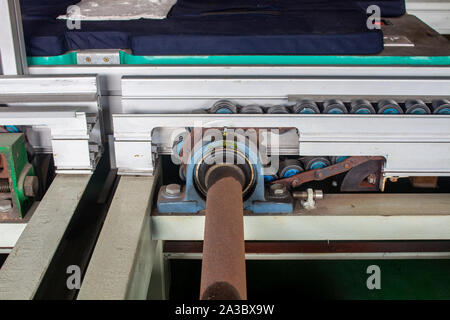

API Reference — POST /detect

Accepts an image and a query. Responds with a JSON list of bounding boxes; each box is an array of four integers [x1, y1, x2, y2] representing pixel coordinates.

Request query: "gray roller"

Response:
[[431, 99, 450, 114], [210, 100, 238, 114], [266, 105, 290, 114], [323, 99, 348, 114], [350, 99, 375, 114], [300, 156, 331, 170], [405, 99, 431, 114], [278, 159, 304, 178], [240, 104, 264, 114], [376, 99, 403, 114], [292, 99, 321, 114]]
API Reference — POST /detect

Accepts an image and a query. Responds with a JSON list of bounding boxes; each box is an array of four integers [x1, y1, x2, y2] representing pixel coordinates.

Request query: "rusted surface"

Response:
[[200, 175, 247, 300], [340, 159, 384, 192], [166, 241, 450, 254], [410, 176, 439, 189], [0, 154, 9, 181], [273, 156, 385, 189]]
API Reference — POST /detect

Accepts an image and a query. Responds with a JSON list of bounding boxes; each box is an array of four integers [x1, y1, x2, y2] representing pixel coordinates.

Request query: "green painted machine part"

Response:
[[0, 133, 36, 220], [26, 51, 450, 66]]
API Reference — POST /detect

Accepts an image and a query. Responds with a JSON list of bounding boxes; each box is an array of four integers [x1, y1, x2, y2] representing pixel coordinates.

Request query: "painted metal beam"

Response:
[[0, 175, 91, 299], [152, 193, 450, 241], [78, 175, 160, 300]]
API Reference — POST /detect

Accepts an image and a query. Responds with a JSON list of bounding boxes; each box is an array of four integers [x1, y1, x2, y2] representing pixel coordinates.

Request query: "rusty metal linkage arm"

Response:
[[273, 156, 385, 189]]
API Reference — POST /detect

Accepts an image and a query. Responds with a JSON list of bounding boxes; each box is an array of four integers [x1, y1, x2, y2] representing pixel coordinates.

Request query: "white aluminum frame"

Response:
[[0, 75, 103, 173], [0, 108, 98, 173], [152, 214, 450, 241], [120, 76, 450, 113], [0, 0, 27, 75], [113, 113, 450, 176]]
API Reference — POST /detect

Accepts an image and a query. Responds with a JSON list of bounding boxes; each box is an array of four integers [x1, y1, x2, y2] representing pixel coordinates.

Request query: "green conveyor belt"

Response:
[[27, 51, 450, 66]]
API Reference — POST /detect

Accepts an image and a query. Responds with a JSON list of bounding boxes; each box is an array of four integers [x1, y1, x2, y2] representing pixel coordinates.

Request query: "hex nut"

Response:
[[270, 183, 286, 195], [24, 176, 39, 197], [0, 199, 12, 212]]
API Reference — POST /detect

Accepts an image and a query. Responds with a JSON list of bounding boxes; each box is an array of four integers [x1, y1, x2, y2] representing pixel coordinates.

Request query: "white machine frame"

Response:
[[0, 0, 449, 300]]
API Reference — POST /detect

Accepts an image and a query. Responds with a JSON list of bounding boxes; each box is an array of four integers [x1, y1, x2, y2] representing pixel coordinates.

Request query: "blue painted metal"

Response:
[[4, 126, 20, 133], [335, 156, 348, 163], [437, 108, 450, 114], [299, 108, 315, 114], [355, 108, 372, 114], [283, 168, 300, 178], [157, 140, 293, 213], [382, 107, 401, 114], [410, 108, 427, 114], [175, 140, 184, 155], [327, 108, 345, 114], [264, 175, 276, 182], [310, 161, 328, 170], [215, 108, 233, 114]]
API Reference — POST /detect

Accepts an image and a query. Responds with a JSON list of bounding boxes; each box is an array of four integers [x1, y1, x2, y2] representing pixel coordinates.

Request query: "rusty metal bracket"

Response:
[[272, 156, 385, 189], [340, 159, 384, 192]]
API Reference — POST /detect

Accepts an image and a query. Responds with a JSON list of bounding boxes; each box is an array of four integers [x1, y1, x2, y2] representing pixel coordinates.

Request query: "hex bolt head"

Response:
[[270, 183, 286, 196], [367, 174, 377, 185], [24, 176, 39, 197], [165, 184, 181, 196], [0, 199, 12, 212]]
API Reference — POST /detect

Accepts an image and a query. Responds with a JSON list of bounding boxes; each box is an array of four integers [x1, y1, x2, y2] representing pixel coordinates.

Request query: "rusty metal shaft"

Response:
[[200, 169, 247, 300]]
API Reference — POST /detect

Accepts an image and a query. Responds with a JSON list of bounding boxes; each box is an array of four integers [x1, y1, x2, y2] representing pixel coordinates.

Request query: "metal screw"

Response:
[[314, 189, 324, 200], [389, 177, 399, 183], [293, 188, 324, 210], [270, 183, 286, 196], [367, 174, 377, 185], [24, 176, 39, 197], [85, 57, 91, 63], [0, 199, 12, 212], [293, 189, 324, 200], [165, 184, 181, 196], [103, 57, 110, 63]]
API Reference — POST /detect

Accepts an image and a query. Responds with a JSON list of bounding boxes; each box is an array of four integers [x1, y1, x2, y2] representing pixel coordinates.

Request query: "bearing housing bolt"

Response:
[[165, 184, 181, 196], [270, 183, 287, 196], [0, 199, 12, 213], [24, 176, 39, 197]]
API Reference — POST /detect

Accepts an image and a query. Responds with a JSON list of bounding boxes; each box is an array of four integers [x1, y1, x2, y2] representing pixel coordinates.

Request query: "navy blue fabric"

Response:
[[355, 0, 405, 17], [20, 0, 384, 57], [170, 0, 368, 17], [20, 0, 76, 19]]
